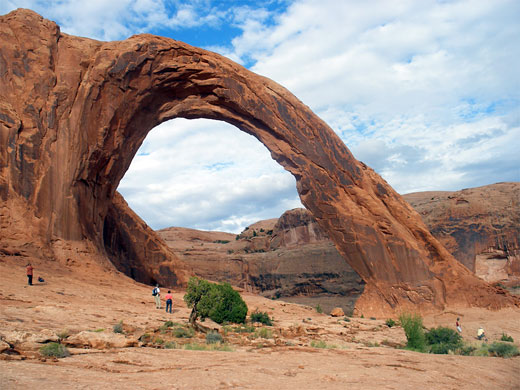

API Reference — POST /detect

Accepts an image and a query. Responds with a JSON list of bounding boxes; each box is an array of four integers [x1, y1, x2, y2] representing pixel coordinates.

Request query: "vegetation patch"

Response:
[[206, 332, 224, 344], [40, 342, 70, 358], [173, 327, 195, 338], [310, 340, 337, 349], [487, 342, 520, 358], [500, 333, 514, 342], [250, 310, 273, 326], [385, 318, 396, 328], [113, 321, 124, 334]]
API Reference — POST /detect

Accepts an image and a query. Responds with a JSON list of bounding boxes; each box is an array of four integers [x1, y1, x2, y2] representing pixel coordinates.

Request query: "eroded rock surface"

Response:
[[403, 182, 520, 285], [0, 9, 517, 315]]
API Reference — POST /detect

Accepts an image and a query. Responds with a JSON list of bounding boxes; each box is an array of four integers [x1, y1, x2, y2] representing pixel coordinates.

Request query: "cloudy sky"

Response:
[[3, 1, 519, 233]]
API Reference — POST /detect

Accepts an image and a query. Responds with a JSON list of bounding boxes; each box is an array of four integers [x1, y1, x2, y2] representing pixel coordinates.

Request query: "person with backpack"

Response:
[[152, 284, 161, 309], [165, 290, 173, 314]]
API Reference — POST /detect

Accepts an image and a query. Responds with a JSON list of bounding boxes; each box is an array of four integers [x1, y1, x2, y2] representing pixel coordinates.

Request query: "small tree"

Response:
[[184, 277, 248, 327], [399, 312, 426, 352]]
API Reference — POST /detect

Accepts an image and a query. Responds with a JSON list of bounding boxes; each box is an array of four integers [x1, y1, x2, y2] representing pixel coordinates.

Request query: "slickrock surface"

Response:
[[0, 9, 518, 315], [1, 255, 519, 390], [403, 182, 520, 284]]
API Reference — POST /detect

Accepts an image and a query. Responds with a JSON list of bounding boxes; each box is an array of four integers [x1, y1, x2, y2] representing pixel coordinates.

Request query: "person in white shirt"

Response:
[[153, 284, 161, 309]]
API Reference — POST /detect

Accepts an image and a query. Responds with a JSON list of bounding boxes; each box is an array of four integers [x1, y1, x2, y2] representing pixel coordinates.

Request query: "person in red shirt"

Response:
[[26, 263, 34, 285], [165, 290, 173, 314]]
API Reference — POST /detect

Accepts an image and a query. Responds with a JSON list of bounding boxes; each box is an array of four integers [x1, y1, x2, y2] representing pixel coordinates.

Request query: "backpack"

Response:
[[152, 287, 158, 296]]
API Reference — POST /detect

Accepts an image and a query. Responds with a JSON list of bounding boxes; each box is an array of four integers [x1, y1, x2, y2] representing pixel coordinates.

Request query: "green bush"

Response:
[[385, 318, 396, 328], [399, 312, 426, 352], [316, 304, 323, 314], [250, 310, 273, 326], [184, 277, 248, 325], [425, 327, 462, 354], [488, 342, 520, 358], [40, 342, 70, 358], [113, 321, 124, 334], [500, 333, 514, 342], [206, 332, 223, 344]]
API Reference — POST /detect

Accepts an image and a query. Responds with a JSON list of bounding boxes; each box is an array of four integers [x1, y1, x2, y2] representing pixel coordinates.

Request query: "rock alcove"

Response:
[[0, 9, 517, 315]]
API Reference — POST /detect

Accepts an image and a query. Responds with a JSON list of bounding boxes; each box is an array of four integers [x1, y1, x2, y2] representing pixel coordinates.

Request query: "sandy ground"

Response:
[[0, 255, 519, 390]]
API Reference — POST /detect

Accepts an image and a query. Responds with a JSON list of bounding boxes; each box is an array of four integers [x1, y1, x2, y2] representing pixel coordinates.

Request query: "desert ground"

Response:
[[1, 255, 519, 390]]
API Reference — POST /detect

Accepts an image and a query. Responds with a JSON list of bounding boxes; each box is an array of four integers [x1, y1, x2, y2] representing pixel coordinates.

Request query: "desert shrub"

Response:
[[163, 321, 175, 328], [173, 327, 195, 338], [164, 341, 178, 349], [399, 312, 426, 352], [258, 328, 273, 339], [40, 342, 70, 358], [183, 342, 233, 351], [206, 332, 223, 344], [316, 304, 323, 314], [184, 277, 248, 325], [488, 342, 520, 358], [154, 338, 164, 345], [310, 340, 337, 349], [113, 321, 124, 334], [385, 319, 396, 328], [93, 328, 105, 333], [500, 333, 514, 342], [425, 327, 462, 354], [234, 324, 255, 333], [250, 310, 273, 326], [457, 344, 477, 356]]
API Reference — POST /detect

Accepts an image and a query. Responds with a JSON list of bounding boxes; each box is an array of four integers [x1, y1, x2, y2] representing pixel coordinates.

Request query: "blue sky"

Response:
[[2, 0, 519, 233]]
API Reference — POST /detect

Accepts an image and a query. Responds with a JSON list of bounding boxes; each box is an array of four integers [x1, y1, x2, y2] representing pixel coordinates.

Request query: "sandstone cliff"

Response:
[[158, 209, 364, 314], [1, 9, 517, 316], [403, 182, 520, 284]]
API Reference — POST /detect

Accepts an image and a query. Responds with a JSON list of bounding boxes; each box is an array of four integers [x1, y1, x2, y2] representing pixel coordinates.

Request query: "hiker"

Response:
[[456, 317, 462, 333], [477, 327, 486, 340], [152, 284, 161, 309], [165, 290, 173, 314], [26, 263, 34, 285]]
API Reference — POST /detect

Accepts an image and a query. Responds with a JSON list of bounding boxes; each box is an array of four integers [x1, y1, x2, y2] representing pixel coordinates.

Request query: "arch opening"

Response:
[[111, 117, 364, 313]]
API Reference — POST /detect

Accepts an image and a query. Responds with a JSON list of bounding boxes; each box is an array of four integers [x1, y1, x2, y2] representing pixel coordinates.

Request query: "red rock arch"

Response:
[[0, 10, 517, 315]]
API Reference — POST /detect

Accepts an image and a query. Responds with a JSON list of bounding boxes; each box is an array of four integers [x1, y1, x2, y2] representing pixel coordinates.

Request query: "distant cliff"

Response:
[[403, 182, 520, 285], [157, 209, 364, 314]]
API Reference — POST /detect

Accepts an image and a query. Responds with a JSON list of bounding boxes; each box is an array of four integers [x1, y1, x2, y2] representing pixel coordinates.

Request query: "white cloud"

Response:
[[118, 119, 301, 232]]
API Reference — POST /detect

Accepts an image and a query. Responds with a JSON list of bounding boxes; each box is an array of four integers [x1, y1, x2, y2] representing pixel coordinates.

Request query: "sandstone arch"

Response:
[[0, 9, 517, 315]]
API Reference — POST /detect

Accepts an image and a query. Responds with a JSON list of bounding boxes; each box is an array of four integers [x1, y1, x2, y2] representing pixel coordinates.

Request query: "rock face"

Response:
[[158, 209, 365, 314], [0, 9, 517, 316], [403, 182, 520, 284]]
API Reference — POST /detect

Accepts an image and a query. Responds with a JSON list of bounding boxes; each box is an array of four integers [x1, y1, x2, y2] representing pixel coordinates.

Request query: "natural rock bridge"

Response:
[[0, 9, 516, 315]]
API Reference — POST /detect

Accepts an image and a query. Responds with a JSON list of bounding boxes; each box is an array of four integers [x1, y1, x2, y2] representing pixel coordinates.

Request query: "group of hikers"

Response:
[[456, 317, 487, 341], [152, 284, 174, 313]]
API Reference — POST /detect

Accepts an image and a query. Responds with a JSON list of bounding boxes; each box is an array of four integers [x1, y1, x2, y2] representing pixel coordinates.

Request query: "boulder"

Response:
[[330, 308, 345, 317], [65, 331, 138, 349]]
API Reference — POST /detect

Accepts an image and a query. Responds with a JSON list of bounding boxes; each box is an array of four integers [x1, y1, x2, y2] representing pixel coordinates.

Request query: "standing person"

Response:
[[165, 290, 173, 314], [26, 263, 34, 286], [152, 284, 161, 309], [456, 317, 462, 333]]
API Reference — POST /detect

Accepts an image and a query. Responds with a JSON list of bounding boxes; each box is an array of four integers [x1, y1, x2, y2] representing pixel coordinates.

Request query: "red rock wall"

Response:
[[0, 9, 517, 315]]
